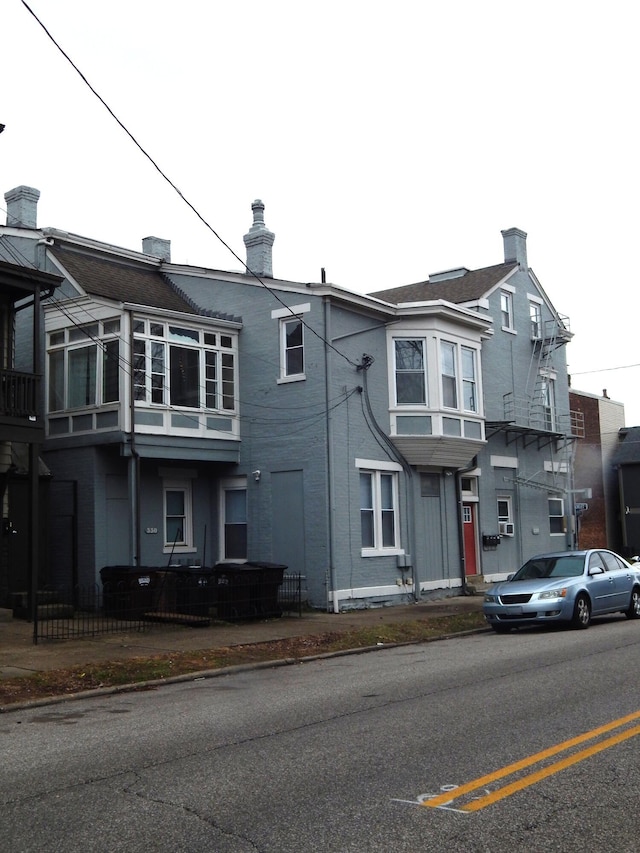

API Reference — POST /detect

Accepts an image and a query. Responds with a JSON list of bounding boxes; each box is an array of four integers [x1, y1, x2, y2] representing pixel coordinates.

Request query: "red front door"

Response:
[[463, 503, 478, 576]]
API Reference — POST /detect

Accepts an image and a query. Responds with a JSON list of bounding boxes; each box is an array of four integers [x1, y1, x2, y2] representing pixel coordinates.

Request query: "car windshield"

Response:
[[512, 555, 585, 580]]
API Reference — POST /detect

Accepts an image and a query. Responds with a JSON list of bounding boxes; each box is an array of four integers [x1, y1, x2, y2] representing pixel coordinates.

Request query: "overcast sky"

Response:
[[4, 1, 639, 425]]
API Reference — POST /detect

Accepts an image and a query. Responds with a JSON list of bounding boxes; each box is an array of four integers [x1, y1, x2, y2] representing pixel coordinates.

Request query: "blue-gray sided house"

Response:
[[1, 187, 582, 610]]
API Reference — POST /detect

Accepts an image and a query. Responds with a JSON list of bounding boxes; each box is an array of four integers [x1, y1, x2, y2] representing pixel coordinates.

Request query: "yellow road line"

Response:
[[462, 723, 640, 811], [422, 709, 640, 810]]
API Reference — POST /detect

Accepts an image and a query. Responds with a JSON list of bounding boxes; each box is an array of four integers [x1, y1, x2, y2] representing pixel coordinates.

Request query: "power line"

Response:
[[20, 0, 360, 372]]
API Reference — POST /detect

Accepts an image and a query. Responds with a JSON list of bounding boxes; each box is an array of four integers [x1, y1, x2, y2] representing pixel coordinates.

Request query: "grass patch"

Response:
[[0, 610, 486, 708]]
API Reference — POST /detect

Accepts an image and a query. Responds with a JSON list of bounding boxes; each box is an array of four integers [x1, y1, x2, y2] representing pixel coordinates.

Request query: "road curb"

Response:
[[0, 626, 489, 714]]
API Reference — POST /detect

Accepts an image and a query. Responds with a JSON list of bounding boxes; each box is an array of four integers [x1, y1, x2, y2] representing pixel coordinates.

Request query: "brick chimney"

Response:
[[5, 185, 40, 228], [243, 199, 275, 278], [501, 227, 528, 268], [142, 236, 171, 262]]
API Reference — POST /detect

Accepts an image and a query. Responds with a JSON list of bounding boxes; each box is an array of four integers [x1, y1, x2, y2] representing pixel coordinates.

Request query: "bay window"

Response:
[[48, 319, 120, 411], [133, 319, 236, 412], [394, 339, 426, 405]]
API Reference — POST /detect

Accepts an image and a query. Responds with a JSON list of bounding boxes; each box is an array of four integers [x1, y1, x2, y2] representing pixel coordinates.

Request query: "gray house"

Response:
[[1, 186, 582, 610]]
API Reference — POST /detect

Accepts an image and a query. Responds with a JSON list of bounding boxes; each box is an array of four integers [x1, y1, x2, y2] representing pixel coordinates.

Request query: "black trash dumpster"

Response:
[[100, 566, 158, 619], [213, 562, 287, 620]]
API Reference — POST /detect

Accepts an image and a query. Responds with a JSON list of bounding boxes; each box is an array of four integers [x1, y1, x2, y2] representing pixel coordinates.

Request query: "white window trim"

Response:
[[277, 316, 305, 383], [548, 497, 566, 536], [393, 337, 428, 407], [500, 288, 516, 333], [356, 459, 403, 556], [497, 495, 515, 537], [219, 477, 248, 563], [162, 479, 195, 555]]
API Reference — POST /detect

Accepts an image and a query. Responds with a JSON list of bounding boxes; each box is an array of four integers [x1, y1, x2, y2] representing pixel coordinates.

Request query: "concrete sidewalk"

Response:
[[0, 595, 485, 680]]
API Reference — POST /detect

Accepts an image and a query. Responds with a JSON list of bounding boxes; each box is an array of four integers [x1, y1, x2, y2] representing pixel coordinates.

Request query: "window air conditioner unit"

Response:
[[499, 522, 515, 536]]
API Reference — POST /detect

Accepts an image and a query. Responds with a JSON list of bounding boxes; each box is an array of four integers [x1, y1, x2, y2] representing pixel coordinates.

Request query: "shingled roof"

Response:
[[370, 262, 518, 305], [51, 245, 197, 314], [612, 428, 640, 466]]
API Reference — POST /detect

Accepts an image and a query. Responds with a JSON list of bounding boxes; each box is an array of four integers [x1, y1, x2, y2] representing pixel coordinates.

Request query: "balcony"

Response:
[[490, 392, 585, 447], [0, 369, 42, 440]]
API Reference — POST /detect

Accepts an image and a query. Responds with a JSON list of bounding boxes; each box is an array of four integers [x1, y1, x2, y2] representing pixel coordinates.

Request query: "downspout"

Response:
[[359, 357, 419, 601], [324, 296, 339, 612], [30, 284, 42, 639], [456, 455, 478, 596], [128, 310, 141, 566]]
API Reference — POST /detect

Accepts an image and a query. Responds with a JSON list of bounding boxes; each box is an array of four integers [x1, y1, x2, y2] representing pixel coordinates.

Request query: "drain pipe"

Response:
[[456, 456, 478, 595]]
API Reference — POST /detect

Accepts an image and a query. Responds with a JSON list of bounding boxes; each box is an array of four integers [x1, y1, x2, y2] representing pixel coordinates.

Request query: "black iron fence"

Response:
[[33, 571, 304, 642]]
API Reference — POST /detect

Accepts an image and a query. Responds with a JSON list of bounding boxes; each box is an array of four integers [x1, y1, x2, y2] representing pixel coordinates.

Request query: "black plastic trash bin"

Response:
[[174, 566, 215, 617], [100, 566, 158, 619], [245, 562, 287, 617], [213, 562, 287, 620]]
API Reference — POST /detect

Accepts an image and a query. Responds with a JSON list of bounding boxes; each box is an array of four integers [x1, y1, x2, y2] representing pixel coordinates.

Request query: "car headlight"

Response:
[[484, 594, 497, 603], [538, 588, 568, 600]]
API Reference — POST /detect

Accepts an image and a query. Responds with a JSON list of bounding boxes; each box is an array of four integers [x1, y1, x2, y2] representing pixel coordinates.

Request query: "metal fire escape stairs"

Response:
[[503, 313, 582, 495]]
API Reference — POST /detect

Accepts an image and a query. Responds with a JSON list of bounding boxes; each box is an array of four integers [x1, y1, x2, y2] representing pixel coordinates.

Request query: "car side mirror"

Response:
[[506, 573, 514, 581], [588, 566, 605, 576]]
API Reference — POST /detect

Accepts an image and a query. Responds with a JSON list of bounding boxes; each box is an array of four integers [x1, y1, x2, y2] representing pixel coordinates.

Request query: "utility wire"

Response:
[[20, 0, 360, 371]]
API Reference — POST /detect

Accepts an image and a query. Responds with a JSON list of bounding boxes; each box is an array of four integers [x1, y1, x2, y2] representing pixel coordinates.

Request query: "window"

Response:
[[497, 496, 514, 536], [360, 469, 398, 552], [133, 318, 235, 411], [461, 347, 477, 412], [48, 319, 120, 412], [541, 375, 556, 431], [500, 290, 514, 330], [529, 300, 542, 339], [163, 480, 194, 552], [548, 498, 565, 535], [395, 339, 426, 405], [441, 341, 457, 408], [282, 317, 304, 378], [221, 480, 247, 561]]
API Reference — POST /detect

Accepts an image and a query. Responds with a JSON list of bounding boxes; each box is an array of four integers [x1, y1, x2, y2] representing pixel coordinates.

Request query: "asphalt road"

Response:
[[3, 616, 640, 852]]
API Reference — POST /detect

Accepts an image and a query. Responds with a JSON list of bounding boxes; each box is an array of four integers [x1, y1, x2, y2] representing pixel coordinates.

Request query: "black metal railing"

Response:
[[33, 572, 304, 642], [0, 369, 39, 418]]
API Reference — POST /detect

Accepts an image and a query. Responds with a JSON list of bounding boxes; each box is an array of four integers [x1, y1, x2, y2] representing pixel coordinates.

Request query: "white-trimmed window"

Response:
[[529, 300, 542, 339], [272, 303, 310, 382], [500, 290, 514, 331], [441, 341, 457, 408], [461, 346, 477, 412], [394, 339, 426, 405], [497, 496, 514, 537], [549, 498, 565, 535], [282, 317, 304, 378], [357, 460, 401, 554], [133, 319, 236, 411], [220, 478, 247, 561], [440, 341, 479, 413], [541, 375, 556, 431], [163, 479, 194, 553], [48, 319, 120, 412]]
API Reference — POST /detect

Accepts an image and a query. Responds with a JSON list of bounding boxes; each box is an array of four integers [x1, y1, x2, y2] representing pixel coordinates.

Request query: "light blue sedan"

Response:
[[483, 549, 640, 632]]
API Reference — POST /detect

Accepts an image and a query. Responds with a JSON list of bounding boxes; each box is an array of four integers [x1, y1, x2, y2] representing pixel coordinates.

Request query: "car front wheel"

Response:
[[572, 594, 591, 629], [625, 587, 640, 619]]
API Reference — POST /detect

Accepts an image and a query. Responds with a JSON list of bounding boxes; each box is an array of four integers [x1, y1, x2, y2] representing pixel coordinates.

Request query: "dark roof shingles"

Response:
[[52, 247, 196, 314], [370, 262, 518, 305]]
